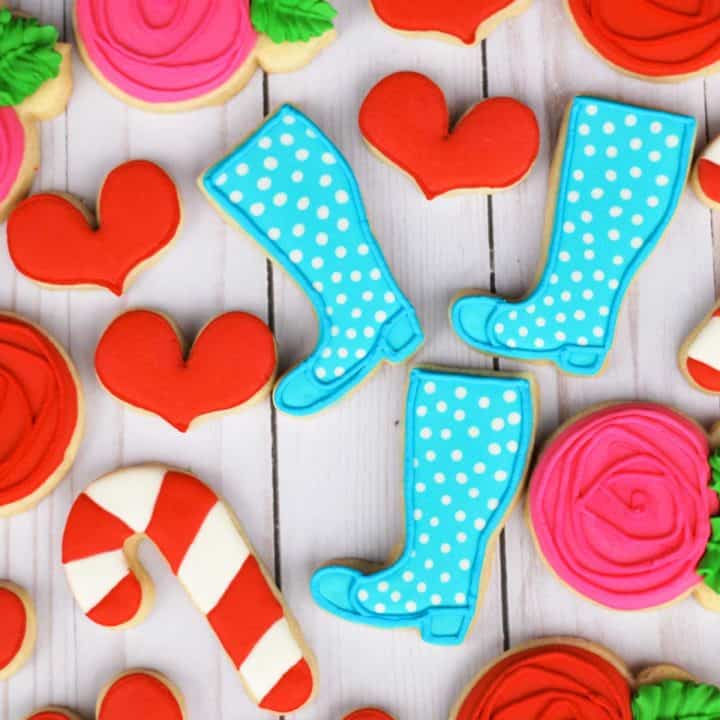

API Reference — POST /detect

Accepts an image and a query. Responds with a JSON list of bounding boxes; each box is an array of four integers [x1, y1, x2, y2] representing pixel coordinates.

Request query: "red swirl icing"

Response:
[[0, 315, 80, 512], [0, 108, 24, 205], [529, 403, 719, 610], [566, 0, 720, 79], [456, 643, 632, 720], [75, 0, 258, 104]]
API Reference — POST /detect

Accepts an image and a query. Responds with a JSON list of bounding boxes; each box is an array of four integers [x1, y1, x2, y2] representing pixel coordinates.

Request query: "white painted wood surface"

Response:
[[2, 1, 720, 718]]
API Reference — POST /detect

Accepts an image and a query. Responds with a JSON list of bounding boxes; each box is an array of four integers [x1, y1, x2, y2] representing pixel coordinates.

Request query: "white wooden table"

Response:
[[2, 1, 720, 719]]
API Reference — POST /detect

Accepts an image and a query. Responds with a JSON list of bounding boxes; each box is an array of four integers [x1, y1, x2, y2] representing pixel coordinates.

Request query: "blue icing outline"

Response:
[[311, 367, 536, 645], [451, 96, 696, 376], [200, 104, 423, 416]]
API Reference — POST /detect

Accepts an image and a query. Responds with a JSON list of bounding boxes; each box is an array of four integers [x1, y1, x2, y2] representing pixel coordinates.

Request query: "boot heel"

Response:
[[559, 347, 606, 375], [381, 311, 424, 363], [421, 608, 472, 645]]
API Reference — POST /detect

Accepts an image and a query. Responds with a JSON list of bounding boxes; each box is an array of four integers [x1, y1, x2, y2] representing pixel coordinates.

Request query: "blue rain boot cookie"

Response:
[[200, 105, 424, 416], [451, 96, 696, 376], [311, 367, 537, 646]]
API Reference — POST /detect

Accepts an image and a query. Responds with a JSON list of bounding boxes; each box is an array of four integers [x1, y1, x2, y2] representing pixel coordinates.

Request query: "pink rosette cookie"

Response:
[[0, 4, 72, 222], [73, 0, 337, 112], [528, 403, 720, 612]]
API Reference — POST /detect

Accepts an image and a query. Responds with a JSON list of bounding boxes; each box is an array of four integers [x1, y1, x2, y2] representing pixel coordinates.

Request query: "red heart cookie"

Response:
[[370, 0, 530, 45], [95, 310, 277, 432], [0, 582, 35, 680], [7, 161, 181, 296], [26, 670, 185, 720], [359, 73, 540, 200]]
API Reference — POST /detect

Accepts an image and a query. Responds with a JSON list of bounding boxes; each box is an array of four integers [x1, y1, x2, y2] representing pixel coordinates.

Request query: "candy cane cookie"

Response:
[[62, 465, 316, 713], [0, 582, 36, 680], [692, 135, 720, 211], [24, 669, 186, 720], [680, 301, 720, 395]]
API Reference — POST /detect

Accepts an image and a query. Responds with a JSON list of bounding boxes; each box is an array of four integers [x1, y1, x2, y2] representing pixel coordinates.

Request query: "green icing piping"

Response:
[[0, 8, 62, 108], [632, 680, 720, 720], [698, 449, 720, 594], [251, 0, 337, 44]]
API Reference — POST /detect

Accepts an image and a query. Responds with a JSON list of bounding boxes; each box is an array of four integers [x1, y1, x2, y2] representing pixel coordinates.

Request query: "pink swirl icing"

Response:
[[529, 403, 719, 610], [0, 108, 24, 205], [75, 0, 258, 104]]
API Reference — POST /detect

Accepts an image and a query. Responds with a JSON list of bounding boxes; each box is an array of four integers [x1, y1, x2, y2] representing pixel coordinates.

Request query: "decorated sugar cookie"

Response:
[[528, 403, 720, 612], [566, 0, 720, 82], [73, 0, 336, 113], [453, 638, 720, 720], [692, 136, 720, 210], [0, 313, 83, 517], [344, 712, 394, 720], [359, 72, 540, 200], [8, 161, 181, 295], [369, 0, 532, 45], [95, 310, 277, 431], [25, 669, 185, 720], [341, 639, 720, 720], [0, 582, 35, 680], [0, 5, 72, 223], [311, 367, 537, 645], [200, 104, 424, 416], [452, 96, 696, 376], [680, 302, 720, 394], [62, 465, 316, 713]]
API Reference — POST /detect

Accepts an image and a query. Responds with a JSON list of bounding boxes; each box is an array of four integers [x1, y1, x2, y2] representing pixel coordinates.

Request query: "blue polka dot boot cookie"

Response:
[[200, 105, 424, 416], [451, 96, 696, 376], [311, 367, 537, 646]]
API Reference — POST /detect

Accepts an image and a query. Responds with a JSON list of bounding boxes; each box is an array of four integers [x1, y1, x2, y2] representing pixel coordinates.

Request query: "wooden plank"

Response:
[[1, 1, 274, 717], [491, 0, 720, 683], [268, 4, 504, 720]]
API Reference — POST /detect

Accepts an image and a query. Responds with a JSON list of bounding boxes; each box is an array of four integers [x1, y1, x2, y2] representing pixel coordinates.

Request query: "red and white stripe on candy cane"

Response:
[[694, 136, 720, 209], [61, 466, 315, 713], [685, 307, 720, 394]]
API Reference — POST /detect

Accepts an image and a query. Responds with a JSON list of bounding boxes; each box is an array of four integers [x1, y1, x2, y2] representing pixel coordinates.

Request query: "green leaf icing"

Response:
[[709, 448, 720, 495], [699, 448, 720, 594], [0, 8, 62, 107], [251, 0, 337, 44], [632, 680, 720, 720]]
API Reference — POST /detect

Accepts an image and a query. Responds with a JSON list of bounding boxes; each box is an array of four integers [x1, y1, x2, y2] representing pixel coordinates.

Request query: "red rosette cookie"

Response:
[[565, 0, 720, 81], [528, 403, 720, 611], [454, 641, 633, 720], [0, 314, 83, 516]]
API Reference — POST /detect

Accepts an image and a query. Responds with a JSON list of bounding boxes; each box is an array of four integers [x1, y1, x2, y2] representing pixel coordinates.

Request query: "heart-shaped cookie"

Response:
[[7, 161, 181, 295], [94, 310, 277, 432], [370, 0, 532, 45], [0, 582, 35, 680], [359, 72, 539, 199], [26, 670, 184, 720]]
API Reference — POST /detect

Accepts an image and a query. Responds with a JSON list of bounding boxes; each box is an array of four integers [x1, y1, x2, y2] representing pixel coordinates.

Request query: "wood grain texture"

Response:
[[0, 1, 719, 719]]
